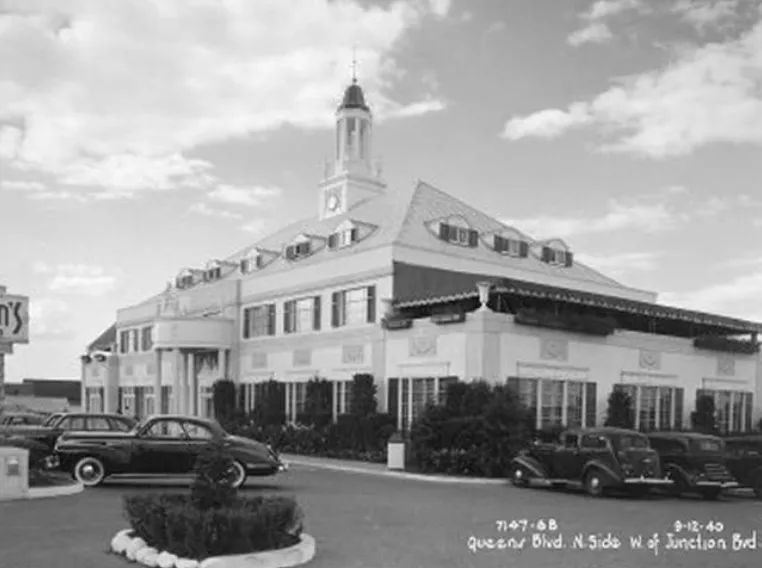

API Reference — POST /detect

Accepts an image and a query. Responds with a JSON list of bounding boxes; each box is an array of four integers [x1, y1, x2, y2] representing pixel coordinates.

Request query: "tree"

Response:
[[604, 390, 634, 429], [212, 379, 237, 424], [691, 394, 717, 434], [303, 377, 333, 428], [350, 374, 377, 417], [252, 379, 286, 426]]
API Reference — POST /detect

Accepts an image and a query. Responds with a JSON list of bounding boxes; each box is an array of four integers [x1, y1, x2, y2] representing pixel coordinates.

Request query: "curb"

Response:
[[111, 529, 316, 568], [285, 458, 508, 485], [27, 481, 84, 499]]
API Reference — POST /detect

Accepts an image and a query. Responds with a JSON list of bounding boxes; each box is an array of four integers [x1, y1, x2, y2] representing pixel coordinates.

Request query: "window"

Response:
[[542, 246, 573, 267], [109, 417, 132, 432], [145, 419, 185, 438], [119, 330, 130, 354], [615, 384, 685, 432], [285, 241, 311, 260], [284, 296, 320, 334], [387, 377, 458, 431], [240, 254, 264, 273], [87, 417, 111, 431], [581, 434, 607, 449], [695, 389, 753, 433], [328, 227, 358, 249], [120, 387, 136, 416], [286, 382, 308, 423], [182, 422, 214, 439], [144, 386, 155, 416], [616, 435, 649, 449], [131, 329, 139, 352], [336, 380, 352, 415], [205, 266, 222, 281], [563, 434, 579, 447], [243, 304, 276, 338], [507, 377, 597, 429], [140, 326, 153, 351], [438, 222, 479, 247], [200, 386, 213, 419], [332, 286, 375, 327], [696, 440, 723, 453], [493, 235, 528, 257], [176, 274, 194, 288], [61, 416, 86, 431]]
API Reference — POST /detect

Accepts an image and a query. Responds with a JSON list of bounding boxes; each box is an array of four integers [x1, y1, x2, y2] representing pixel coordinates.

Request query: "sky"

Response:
[[1, 0, 761, 382]]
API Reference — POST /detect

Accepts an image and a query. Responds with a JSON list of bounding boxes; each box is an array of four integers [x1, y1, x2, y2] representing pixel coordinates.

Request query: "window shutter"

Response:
[[313, 296, 321, 331], [285, 245, 294, 260], [366, 285, 376, 323], [331, 292, 341, 327], [350, 227, 359, 243], [438, 222, 449, 241], [267, 304, 276, 335], [541, 246, 551, 262], [493, 235, 504, 253], [468, 229, 479, 247], [284, 301, 293, 334], [565, 252, 574, 267], [239, 259, 247, 273], [519, 241, 529, 257], [328, 233, 337, 249]]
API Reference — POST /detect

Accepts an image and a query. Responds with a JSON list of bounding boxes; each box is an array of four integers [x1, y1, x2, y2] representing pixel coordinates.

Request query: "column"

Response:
[[536, 379, 543, 430], [173, 349, 184, 414], [154, 349, 163, 415], [561, 381, 569, 426], [397, 379, 403, 431], [670, 389, 677, 430], [634, 386, 641, 430], [218, 349, 227, 380], [407, 377, 413, 430], [285, 383, 291, 424], [740, 393, 747, 432], [187, 351, 197, 416], [580, 383, 587, 428], [332, 381, 338, 423], [80, 356, 88, 413]]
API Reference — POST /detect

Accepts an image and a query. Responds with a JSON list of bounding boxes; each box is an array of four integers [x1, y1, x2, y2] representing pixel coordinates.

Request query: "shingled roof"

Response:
[[87, 323, 116, 352]]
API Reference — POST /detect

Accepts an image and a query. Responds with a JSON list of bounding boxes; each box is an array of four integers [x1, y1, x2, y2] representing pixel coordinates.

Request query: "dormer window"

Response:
[[176, 273, 194, 289], [328, 221, 359, 249], [438, 222, 479, 247], [240, 254, 264, 274], [204, 264, 222, 281], [542, 246, 573, 267], [285, 240, 312, 260], [494, 235, 528, 257]]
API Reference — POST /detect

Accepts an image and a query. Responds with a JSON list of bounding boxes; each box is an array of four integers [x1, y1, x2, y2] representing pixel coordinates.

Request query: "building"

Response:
[[80, 77, 762, 434], [3, 378, 81, 413]]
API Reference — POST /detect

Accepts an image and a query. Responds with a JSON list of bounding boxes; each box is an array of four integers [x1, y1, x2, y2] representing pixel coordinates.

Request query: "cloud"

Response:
[[575, 251, 661, 275], [34, 263, 117, 296], [0, 125, 23, 159], [208, 185, 282, 207], [189, 202, 243, 220], [567, 22, 613, 46], [502, 14, 762, 157], [504, 199, 676, 239], [567, 0, 643, 46], [659, 271, 762, 320], [672, 0, 742, 32], [240, 219, 269, 235], [0, 0, 448, 192], [29, 297, 76, 340], [501, 103, 592, 140], [0, 179, 46, 191]]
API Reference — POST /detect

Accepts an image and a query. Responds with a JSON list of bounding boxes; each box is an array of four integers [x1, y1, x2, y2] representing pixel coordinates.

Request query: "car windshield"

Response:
[[42, 414, 60, 427], [694, 439, 723, 453], [616, 435, 649, 449]]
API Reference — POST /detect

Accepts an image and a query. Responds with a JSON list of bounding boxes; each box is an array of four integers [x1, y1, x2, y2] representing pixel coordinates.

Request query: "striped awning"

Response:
[[392, 262, 762, 334]]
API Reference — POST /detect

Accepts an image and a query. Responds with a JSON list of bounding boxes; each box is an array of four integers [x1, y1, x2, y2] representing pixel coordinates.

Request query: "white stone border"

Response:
[[27, 481, 84, 499], [111, 528, 316, 568]]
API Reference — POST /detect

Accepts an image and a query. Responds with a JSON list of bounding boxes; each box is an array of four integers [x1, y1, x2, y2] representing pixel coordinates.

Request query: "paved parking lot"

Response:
[[0, 465, 760, 568]]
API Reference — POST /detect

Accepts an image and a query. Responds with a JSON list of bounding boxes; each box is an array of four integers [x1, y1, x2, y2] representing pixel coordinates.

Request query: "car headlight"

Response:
[[621, 463, 635, 475]]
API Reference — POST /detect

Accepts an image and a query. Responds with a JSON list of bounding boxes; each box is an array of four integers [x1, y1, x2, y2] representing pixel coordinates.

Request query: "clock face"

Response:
[[327, 193, 340, 212]]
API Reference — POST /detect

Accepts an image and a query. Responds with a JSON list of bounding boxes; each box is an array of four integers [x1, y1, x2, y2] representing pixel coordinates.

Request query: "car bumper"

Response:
[[623, 477, 674, 485], [278, 461, 289, 472], [695, 481, 739, 489]]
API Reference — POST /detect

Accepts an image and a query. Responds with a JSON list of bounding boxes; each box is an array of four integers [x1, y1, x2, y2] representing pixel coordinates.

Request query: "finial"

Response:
[[351, 45, 358, 84]]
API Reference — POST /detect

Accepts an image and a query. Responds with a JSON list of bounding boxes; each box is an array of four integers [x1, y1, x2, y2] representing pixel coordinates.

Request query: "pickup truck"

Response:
[[0, 412, 137, 452]]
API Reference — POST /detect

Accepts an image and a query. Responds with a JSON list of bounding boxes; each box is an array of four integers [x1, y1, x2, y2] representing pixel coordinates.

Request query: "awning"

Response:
[[392, 262, 762, 334]]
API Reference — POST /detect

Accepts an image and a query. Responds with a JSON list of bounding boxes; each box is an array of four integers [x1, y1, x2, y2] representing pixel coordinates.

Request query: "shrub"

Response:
[[213, 379, 237, 424], [123, 493, 302, 560], [190, 442, 238, 510], [252, 380, 286, 426], [302, 377, 333, 428], [604, 390, 635, 429], [349, 373, 377, 416], [691, 394, 718, 434]]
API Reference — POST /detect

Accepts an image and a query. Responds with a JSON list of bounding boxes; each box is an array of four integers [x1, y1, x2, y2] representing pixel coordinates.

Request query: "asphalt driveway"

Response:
[[0, 465, 760, 568]]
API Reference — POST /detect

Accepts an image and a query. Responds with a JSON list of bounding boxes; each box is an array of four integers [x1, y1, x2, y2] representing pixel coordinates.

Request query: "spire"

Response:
[[351, 45, 358, 84], [338, 47, 369, 112]]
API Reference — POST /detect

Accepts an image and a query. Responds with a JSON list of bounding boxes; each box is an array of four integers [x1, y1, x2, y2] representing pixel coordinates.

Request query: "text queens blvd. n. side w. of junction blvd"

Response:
[[466, 530, 761, 556]]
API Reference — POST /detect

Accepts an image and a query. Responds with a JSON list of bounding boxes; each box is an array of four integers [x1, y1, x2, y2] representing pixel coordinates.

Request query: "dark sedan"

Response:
[[54, 415, 287, 488]]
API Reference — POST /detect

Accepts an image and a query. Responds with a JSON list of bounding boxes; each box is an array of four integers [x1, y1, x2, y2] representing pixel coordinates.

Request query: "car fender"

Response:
[[56, 440, 131, 470], [511, 455, 547, 478], [582, 460, 621, 483], [663, 463, 692, 484]]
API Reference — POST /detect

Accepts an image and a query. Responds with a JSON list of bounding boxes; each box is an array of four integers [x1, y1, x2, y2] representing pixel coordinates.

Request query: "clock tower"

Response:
[[319, 66, 386, 219]]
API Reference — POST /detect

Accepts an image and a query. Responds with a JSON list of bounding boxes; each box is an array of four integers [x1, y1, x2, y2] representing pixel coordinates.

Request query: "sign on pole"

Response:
[[0, 294, 29, 344]]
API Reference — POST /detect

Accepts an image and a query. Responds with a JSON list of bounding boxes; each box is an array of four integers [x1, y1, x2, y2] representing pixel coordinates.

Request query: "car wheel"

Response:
[[753, 477, 762, 500], [511, 466, 529, 487], [73, 456, 106, 487], [670, 473, 688, 497], [228, 460, 247, 489], [584, 471, 605, 497]]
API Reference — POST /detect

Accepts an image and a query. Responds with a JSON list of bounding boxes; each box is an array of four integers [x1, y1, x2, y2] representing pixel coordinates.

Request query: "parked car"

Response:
[[0, 412, 137, 453], [647, 432, 738, 500], [0, 412, 47, 426], [510, 427, 673, 497], [54, 414, 287, 488], [723, 434, 762, 498], [0, 435, 59, 470]]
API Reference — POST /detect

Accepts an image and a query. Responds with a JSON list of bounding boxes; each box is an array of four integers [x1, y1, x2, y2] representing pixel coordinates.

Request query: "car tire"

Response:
[[700, 488, 721, 501], [670, 472, 688, 498], [510, 465, 529, 488], [753, 476, 762, 500], [73, 456, 106, 488], [584, 470, 605, 497], [229, 460, 247, 489]]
